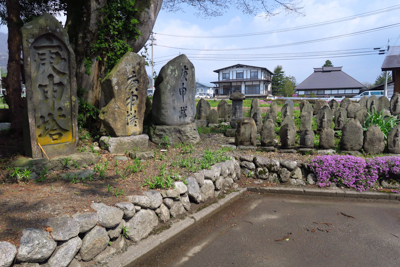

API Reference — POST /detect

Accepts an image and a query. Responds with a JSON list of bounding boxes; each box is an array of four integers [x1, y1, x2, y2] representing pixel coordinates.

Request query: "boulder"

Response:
[[72, 213, 98, 234], [143, 190, 163, 209], [159, 204, 170, 222], [181, 194, 191, 211], [186, 176, 202, 203], [99, 52, 147, 136], [17, 228, 57, 263], [279, 168, 291, 183], [235, 117, 257, 146], [169, 201, 186, 217], [152, 54, 196, 126], [280, 160, 297, 171], [161, 188, 180, 198], [47, 215, 80, 241], [0, 241, 17, 267], [107, 220, 124, 239], [149, 123, 200, 145], [125, 209, 158, 242], [363, 125, 385, 154], [129, 150, 154, 160], [193, 171, 205, 187], [80, 226, 109, 261], [100, 134, 149, 154], [319, 128, 335, 149], [201, 180, 215, 201], [240, 161, 256, 170], [174, 181, 188, 195], [254, 156, 280, 171], [260, 119, 275, 147], [47, 237, 82, 267], [256, 168, 269, 180], [126, 195, 151, 208], [91, 203, 124, 228], [340, 119, 363, 151], [387, 125, 400, 154], [196, 98, 211, 120]]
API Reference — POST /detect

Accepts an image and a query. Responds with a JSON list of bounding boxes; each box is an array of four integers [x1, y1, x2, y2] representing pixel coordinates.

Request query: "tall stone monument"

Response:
[[387, 125, 400, 154], [217, 100, 229, 119], [99, 52, 147, 137], [230, 92, 245, 126], [22, 14, 78, 158], [334, 108, 347, 130], [316, 106, 333, 131], [235, 117, 257, 146], [367, 95, 379, 113], [340, 119, 363, 152], [260, 119, 276, 147], [390, 93, 400, 116], [328, 99, 338, 113], [250, 98, 259, 118], [196, 98, 211, 120], [150, 54, 200, 144]]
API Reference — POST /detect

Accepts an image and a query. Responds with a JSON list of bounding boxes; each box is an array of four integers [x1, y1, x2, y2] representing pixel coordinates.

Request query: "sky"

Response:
[[1, 0, 399, 88], [143, 0, 400, 88]]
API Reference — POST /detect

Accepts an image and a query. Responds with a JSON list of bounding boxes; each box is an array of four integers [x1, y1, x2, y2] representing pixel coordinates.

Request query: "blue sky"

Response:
[[145, 0, 400, 87], [1, 0, 398, 88]]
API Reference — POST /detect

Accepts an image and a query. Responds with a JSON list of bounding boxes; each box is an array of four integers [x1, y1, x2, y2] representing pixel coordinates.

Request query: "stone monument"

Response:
[[250, 98, 259, 118], [300, 112, 312, 132], [300, 129, 315, 148], [252, 108, 263, 133], [150, 54, 200, 145], [313, 99, 327, 115], [377, 96, 390, 113], [346, 103, 361, 118], [235, 117, 257, 146], [281, 103, 293, 120], [316, 106, 333, 131], [363, 125, 385, 154], [340, 119, 363, 152], [230, 92, 245, 127], [340, 97, 351, 110], [354, 108, 368, 125], [22, 14, 78, 158], [260, 119, 275, 147], [319, 128, 335, 149], [265, 103, 278, 123], [367, 95, 379, 113], [207, 109, 219, 124], [301, 100, 314, 115], [390, 93, 400, 116], [217, 100, 229, 119], [334, 108, 347, 130], [196, 98, 211, 120], [387, 125, 400, 154], [359, 95, 368, 109], [279, 118, 296, 149], [328, 99, 338, 113], [99, 52, 147, 137]]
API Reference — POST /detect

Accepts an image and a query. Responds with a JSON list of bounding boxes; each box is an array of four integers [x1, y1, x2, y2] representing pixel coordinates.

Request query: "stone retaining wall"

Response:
[[0, 159, 241, 267]]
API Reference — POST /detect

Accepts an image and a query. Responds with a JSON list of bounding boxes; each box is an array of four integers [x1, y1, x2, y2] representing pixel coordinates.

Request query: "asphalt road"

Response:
[[132, 192, 400, 267]]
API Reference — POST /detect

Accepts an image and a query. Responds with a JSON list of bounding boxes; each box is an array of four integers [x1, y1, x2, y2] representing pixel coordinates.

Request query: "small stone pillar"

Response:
[[229, 92, 245, 128]]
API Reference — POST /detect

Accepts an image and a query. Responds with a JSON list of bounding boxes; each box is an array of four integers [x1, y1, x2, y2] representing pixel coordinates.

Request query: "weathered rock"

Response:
[[91, 203, 124, 228], [313, 99, 328, 115], [233, 160, 241, 180], [252, 108, 263, 133], [284, 99, 294, 108], [354, 108, 368, 125], [207, 109, 219, 123], [129, 150, 154, 160], [301, 100, 313, 115], [201, 180, 215, 201], [340, 98, 351, 110], [203, 166, 221, 182], [99, 52, 147, 136], [196, 99, 211, 120], [80, 226, 109, 261], [72, 213, 98, 234], [390, 93, 400, 116], [316, 105, 333, 131], [0, 242, 17, 267], [152, 54, 195, 126], [47, 237, 82, 267], [381, 180, 400, 189], [300, 111, 312, 132], [291, 168, 303, 180], [47, 215, 80, 241], [186, 176, 202, 203], [181, 194, 191, 211], [169, 201, 186, 217], [347, 103, 361, 118], [279, 168, 291, 183], [340, 119, 363, 151], [17, 228, 57, 263], [174, 181, 188, 195], [367, 95, 379, 113], [281, 103, 293, 119], [194, 172, 205, 187], [159, 204, 170, 222], [161, 188, 180, 198], [100, 134, 149, 154], [334, 107, 347, 130], [387, 125, 400, 154], [358, 95, 368, 109], [223, 178, 234, 190], [195, 120, 208, 128], [231, 94, 245, 122], [319, 128, 335, 149], [42, 153, 100, 172], [93, 235, 126, 265], [300, 129, 315, 148], [269, 173, 279, 183], [235, 117, 257, 146], [279, 118, 296, 149], [215, 162, 229, 177], [307, 173, 316, 185], [240, 161, 256, 170], [260, 119, 275, 146], [250, 98, 259, 118], [265, 104, 277, 124], [22, 14, 78, 158], [215, 176, 224, 190], [107, 220, 124, 239], [225, 160, 236, 177], [224, 104, 233, 122], [125, 210, 158, 242], [256, 168, 269, 180], [363, 125, 385, 154], [143, 190, 163, 209], [149, 123, 200, 145], [163, 198, 174, 209], [378, 96, 390, 113], [115, 202, 135, 219], [67, 259, 82, 267], [280, 160, 297, 171], [254, 156, 280, 171], [328, 99, 338, 113], [127, 195, 151, 208]]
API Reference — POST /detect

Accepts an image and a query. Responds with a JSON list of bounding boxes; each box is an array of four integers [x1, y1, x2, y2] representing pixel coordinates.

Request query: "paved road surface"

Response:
[[132, 192, 400, 267]]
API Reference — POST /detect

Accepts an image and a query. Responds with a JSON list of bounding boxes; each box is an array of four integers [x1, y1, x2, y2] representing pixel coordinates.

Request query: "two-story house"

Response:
[[196, 82, 214, 96], [210, 64, 273, 96]]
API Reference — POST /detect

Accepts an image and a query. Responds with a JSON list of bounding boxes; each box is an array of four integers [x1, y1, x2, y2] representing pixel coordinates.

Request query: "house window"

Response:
[[245, 84, 260, 94], [236, 72, 244, 79], [339, 89, 345, 94], [222, 73, 229, 80], [325, 90, 331, 94], [317, 90, 324, 95], [232, 85, 241, 93], [298, 91, 304, 95], [332, 90, 338, 94], [353, 89, 359, 94], [250, 71, 258, 79]]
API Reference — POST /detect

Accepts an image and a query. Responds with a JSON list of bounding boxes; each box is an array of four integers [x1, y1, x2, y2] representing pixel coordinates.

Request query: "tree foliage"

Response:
[[374, 71, 392, 86], [323, 60, 333, 67], [281, 75, 295, 96], [272, 65, 285, 95]]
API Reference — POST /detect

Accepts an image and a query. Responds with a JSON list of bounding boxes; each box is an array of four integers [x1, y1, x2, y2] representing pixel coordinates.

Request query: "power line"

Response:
[[154, 4, 400, 38], [155, 23, 400, 51]]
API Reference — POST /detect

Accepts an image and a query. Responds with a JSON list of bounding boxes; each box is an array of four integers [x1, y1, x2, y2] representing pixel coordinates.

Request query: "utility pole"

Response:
[[149, 32, 156, 89], [384, 39, 390, 97]]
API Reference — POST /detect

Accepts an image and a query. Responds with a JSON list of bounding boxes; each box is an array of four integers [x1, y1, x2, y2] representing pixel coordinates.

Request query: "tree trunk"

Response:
[[4, 0, 24, 133]]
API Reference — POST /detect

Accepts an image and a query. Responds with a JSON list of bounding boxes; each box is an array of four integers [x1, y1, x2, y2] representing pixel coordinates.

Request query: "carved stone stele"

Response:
[[22, 14, 78, 158]]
